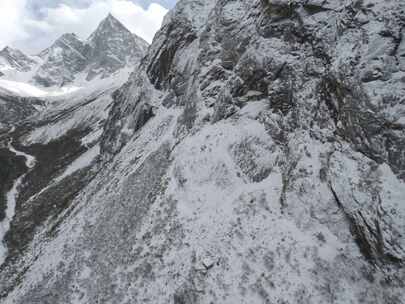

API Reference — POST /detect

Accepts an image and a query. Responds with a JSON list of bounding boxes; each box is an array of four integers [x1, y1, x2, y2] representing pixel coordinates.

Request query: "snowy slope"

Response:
[[1, 0, 405, 303]]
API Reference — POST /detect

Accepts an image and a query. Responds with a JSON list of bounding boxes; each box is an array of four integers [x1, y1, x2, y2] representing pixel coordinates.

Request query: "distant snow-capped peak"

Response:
[[0, 46, 38, 73], [0, 14, 149, 88]]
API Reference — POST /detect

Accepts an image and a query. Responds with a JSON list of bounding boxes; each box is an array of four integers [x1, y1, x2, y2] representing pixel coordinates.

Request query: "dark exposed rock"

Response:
[[5, 128, 90, 255], [100, 84, 154, 157], [2, 0, 405, 303], [0, 128, 99, 297], [34, 33, 89, 87], [85, 14, 148, 81], [147, 17, 197, 90], [261, 0, 297, 21], [0, 93, 45, 126], [174, 288, 199, 304], [329, 184, 404, 266], [0, 148, 26, 221]]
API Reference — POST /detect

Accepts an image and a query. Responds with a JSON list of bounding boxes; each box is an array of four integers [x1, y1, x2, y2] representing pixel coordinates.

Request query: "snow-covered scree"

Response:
[[0, 139, 36, 266], [1, 0, 405, 303]]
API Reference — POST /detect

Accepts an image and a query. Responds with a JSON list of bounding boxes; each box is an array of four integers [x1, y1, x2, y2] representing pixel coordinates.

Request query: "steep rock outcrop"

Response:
[[1, 0, 405, 303], [0, 47, 37, 73], [35, 33, 88, 87], [85, 14, 148, 81]]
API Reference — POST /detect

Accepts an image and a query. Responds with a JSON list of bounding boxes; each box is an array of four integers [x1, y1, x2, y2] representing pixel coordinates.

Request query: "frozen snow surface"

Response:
[[1, 0, 405, 303]]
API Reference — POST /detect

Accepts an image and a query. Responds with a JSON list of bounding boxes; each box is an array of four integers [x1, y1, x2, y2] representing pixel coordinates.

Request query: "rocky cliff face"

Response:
[[0, 93, 45, 128], [34, 33, 89, 87], [0, 47, 38, 73], [86, 14, 149, 81], [1, 0, 405, 303]]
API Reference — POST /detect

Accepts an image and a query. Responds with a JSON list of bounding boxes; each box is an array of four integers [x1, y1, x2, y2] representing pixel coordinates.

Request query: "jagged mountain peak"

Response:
[[85, 13, 148, 81], [38, 32, 85, 59], [87, 13, 131, 44], [33, 31, 89, 87], [30, 13, 149, 86], [0, 46, 37, 73], [0, 13, 149, 87], [0, 46, 28, 60], [103, 13, 123, 27], [0, 46, 21, 55], [57, 33, 81, 43]]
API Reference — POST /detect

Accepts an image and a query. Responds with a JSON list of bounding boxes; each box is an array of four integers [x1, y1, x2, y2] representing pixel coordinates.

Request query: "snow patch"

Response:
[[0, 79, 80, 98], [54, 145, 100, 184]]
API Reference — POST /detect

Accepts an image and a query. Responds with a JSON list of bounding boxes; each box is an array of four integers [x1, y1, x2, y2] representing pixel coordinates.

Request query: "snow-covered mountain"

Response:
[[0, 47, 38, 74], [85, 14, 148, 81], [1, 0, 405, 303], [0, 13, 148, 130], [34, 33, 88, 87], [0, 14, 148, 88]]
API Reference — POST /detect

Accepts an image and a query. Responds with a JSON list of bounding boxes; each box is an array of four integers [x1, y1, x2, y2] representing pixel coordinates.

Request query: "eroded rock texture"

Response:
[[1, 0, 405, 303]]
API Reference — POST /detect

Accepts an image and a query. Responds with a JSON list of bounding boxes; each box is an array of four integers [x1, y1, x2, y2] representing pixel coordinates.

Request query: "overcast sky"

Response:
[[0, 0, 177, 54]]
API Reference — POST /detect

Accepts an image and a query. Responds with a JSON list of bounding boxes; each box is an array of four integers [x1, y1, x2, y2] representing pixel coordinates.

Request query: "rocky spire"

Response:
[[85, 13, 148, 80]]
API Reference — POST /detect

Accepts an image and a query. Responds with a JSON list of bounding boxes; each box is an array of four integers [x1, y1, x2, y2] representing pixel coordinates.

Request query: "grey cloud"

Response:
[[26, 0, 176, 17], [27, 0, 93, 17]]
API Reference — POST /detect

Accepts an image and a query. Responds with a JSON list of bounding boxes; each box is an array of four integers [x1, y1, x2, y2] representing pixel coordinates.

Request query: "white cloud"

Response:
[[0, 0, 168, 54], [110, 2, 168, 43], [0, 0, 29, 47]]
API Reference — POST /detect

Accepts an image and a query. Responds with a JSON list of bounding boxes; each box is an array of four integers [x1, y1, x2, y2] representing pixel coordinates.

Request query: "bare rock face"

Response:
[[0, 93, 45, 126], [0, 47, 37, 73], [34, 33, 88, 87], [1, 0, 405, 304], [86, 14, 148, 81]]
